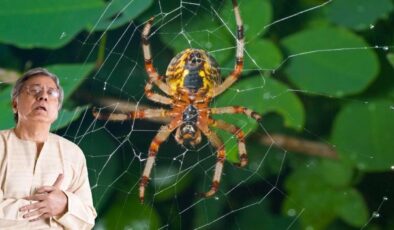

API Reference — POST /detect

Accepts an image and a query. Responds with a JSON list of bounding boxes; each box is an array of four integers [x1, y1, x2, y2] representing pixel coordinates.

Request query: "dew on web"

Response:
[[287, 208, 297, 217], [372, 211, 380, 218]]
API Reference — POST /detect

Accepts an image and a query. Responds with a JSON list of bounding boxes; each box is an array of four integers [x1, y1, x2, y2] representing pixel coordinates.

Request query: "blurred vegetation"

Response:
[[1, 0, 394, 229]]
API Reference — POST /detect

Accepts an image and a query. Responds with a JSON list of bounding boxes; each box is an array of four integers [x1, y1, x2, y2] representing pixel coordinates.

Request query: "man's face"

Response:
[[13, 75, 60, 125]]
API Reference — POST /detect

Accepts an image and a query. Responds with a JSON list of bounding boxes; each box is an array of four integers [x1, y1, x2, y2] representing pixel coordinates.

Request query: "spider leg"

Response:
[[212, 0, 244, 97], [144, 79, 173, 105], [139, 120, 180, 203], [142, 17, 172, 97], [197, 123, 226, 198], [210, 106, 262, 121], [93, 108, 171, 121], [209, 119, 248, 167]]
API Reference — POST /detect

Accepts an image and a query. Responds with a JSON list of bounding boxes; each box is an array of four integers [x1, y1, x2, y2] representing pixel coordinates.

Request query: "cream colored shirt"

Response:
[[0, 129, 97, 229]]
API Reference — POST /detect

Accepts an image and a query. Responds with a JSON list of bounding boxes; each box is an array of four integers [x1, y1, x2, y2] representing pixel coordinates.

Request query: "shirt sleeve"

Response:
[[53, 149, 97, 230]]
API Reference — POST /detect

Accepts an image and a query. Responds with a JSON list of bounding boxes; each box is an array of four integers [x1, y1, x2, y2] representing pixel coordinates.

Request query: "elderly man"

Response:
[[0, 68, 96, 229]]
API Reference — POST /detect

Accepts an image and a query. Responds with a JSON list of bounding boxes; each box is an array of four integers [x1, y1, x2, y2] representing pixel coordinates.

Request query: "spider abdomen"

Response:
[[166, 48, 221, 95], [175, 105, 202, 147], [182, 105, 199, 123], [183, 69, 203, 92]]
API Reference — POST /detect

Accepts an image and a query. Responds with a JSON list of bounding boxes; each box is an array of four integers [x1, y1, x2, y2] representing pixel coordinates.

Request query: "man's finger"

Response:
[[29, 213, 51, 222], [35, 186, 56, 194], [24, 193, 47, 201], [27, 209, 49, 222], [52, 173, 64, 188], [23, 208, 44, 219], [29, 217, 41, 222], [19, 201, 44, 211]]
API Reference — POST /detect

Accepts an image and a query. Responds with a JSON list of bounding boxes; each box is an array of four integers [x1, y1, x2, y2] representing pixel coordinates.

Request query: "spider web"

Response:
[[49, 0, 394, 229]]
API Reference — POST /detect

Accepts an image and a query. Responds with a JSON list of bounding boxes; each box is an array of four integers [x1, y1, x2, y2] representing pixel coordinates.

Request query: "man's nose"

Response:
[[37, 90, 48, 101]]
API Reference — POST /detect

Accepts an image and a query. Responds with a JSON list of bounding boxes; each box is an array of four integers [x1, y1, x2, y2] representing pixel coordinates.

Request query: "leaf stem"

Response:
[[260, 134, 338, 159], [96, 33, 107, 69]]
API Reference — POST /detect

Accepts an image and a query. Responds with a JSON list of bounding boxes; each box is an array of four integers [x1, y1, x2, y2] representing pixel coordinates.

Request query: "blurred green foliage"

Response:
[[1, 0, 394, 229]]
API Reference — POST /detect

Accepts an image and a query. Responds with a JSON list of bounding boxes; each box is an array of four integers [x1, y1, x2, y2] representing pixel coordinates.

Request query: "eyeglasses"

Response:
[[24, 85, 60, 99]]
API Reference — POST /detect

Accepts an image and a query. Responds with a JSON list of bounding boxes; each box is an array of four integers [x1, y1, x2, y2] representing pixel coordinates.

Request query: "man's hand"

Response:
[[20, 174, 68, 222]]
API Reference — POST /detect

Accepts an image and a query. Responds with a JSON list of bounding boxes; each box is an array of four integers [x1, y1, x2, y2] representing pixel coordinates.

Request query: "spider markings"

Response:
[[175, 105, 202, 147], [166, 49, 221, 95], [93, 0, 262, 203]]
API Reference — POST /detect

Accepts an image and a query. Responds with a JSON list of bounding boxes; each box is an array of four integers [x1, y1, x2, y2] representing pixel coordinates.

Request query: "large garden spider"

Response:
[[93, 0, 261, 203]]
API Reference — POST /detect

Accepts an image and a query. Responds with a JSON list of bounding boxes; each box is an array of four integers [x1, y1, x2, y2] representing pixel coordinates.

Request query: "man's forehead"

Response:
[[25, 75, 57, 87]]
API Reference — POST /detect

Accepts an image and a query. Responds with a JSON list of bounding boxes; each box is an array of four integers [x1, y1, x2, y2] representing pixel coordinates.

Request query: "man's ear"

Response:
[[12, 100, 17, 113]]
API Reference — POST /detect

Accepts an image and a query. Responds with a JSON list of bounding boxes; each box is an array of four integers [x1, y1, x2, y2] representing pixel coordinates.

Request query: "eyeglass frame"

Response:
[[23, 84, 61, 100]]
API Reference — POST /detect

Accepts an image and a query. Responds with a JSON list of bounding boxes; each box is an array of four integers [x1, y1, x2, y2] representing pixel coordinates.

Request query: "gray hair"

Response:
[[12, 67, 64, 122]]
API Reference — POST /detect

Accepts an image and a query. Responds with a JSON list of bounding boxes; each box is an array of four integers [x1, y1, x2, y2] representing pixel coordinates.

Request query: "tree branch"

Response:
[[260, 134, 338, 159], [0, 68, 20, 84], [75, 92, 171, 123]]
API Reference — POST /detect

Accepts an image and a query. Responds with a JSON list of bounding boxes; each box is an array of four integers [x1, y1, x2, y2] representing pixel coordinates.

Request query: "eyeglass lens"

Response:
[[26, 85, 60, 99]]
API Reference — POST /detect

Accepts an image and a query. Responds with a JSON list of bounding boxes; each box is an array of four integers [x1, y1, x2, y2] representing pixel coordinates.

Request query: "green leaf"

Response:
[[46, 63, 96, 100], [320, 160, 353, 187], [94, 0, 154, 31], [101, 192, 161, 230], [325, 0, 393, 30], [221, 0, 272, 40], [51, 106, 89, 131], [336, 189, 369, 227], [282, 26, 379, 97], [0, 86, 14, 130], [245, 39, 283, 71], [284, 167, 337, 230], [284, 160, 368, 229], [387, 53, 394, 68], [213, 76, 304, 162], [214, 76, 305, 129], [192, 195, 227, 228], [150, 164, 192, 201], [159, 10, 234, 65], [77, 128, 123, 212], [331, 100, 394, 171], [0, 0, 104, 48], [231, 199, 295, 230]]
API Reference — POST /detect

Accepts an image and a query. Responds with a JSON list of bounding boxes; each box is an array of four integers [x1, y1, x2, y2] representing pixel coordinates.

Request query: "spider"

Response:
[[93, 0, 261, 203]]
